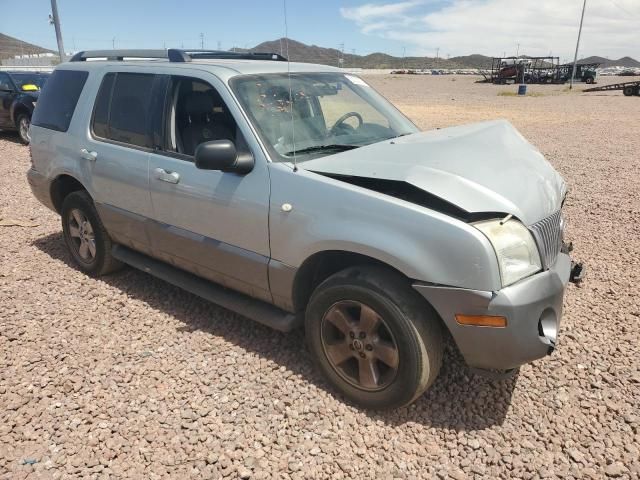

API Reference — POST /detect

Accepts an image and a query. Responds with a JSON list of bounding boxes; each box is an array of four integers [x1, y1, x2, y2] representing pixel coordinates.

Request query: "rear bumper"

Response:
[[26, 167, 55, 212], [414, 253, 572, 371]]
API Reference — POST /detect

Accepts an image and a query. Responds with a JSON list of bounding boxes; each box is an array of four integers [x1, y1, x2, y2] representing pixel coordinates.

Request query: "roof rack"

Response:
[[69, 49, 287, 63]]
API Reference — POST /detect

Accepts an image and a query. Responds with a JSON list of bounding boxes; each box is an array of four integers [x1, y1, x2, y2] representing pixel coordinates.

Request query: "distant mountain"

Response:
[[578, 56, 640, 68], [245, 38, 493, 70], [0, 33, 53, 60], [2, 33, 638, 70]]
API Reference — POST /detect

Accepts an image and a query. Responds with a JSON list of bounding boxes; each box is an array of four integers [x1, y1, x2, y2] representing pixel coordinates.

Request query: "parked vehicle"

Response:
[[27, 49, 583, 409], [0, 70, 49, 143], [558, 63, 599, 84], [584, 80, 640, 97]]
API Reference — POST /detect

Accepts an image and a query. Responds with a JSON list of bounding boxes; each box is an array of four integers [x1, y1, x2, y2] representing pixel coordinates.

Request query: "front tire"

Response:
[[305, 266, 443, 409], [61, 191, 122, 276], [16, 113, 31, 144], [623, 86, 634, 97]]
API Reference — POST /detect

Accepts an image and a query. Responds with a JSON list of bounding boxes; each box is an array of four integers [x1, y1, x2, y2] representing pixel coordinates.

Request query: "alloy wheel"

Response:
[[19, 116, 30, 143], [320, 300, 399, 391], [67, 209, 97, 262]]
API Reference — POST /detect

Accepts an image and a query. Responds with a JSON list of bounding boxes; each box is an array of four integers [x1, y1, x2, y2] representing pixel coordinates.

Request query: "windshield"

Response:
[[11, 73, 49, 90], [230, 72, 418, 162]]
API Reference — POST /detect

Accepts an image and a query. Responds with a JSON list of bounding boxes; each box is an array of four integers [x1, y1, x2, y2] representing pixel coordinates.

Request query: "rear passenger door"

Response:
[[146, 72, 272, 303], [85, 71, 164, 254]]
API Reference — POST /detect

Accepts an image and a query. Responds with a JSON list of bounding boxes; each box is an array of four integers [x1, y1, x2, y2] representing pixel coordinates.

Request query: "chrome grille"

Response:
[[530, 210, 563, 269]]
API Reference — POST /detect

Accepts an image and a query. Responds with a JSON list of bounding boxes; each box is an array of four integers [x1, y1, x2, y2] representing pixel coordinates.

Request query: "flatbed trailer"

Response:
[[584, 80, 640, 96]]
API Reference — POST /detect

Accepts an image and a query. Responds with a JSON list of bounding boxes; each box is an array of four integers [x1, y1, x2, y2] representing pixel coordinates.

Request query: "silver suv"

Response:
[[27, 49, 583, 409]]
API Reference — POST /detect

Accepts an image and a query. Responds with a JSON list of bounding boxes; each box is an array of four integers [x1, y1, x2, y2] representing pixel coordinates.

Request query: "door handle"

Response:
[[80, 148, 97, 161], [154, 168, 180, 184]]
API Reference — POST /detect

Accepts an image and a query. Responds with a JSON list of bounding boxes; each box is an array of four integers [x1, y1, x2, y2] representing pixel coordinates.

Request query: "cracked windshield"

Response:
[[231, 72, 417, 161]]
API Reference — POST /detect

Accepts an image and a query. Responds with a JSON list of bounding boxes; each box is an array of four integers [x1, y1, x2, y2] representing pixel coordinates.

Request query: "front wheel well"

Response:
[[50, 175, 87, 214], [292, 251, 408, 313], [13, 105, 30, 125]]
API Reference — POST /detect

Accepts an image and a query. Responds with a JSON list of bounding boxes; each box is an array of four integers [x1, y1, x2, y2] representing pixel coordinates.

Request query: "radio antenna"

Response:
[[283, 0, 298, 172]]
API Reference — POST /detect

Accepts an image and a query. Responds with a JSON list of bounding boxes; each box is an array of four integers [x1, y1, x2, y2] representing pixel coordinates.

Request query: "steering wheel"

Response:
[[330, 112, 363, 135]]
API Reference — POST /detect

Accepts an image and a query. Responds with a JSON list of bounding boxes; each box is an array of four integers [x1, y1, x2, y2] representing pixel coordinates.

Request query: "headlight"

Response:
[[475, 218, 542, 287]]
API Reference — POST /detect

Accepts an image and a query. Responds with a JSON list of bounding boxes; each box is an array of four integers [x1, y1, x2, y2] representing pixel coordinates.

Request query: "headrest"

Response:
[[184, 92, 214, 115]]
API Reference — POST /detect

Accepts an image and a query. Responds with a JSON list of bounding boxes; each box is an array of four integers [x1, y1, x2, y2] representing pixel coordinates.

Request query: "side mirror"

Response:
[[195, 140, 254, 174]]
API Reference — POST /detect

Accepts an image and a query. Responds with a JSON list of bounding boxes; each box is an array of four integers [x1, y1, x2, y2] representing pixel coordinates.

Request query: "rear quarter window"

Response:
[[31, 70, 89, 132]]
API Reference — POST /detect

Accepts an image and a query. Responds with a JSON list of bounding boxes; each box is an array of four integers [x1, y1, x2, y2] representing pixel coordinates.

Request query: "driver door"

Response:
[[0, 73, 16, 128], [147, 71, 272, 303]]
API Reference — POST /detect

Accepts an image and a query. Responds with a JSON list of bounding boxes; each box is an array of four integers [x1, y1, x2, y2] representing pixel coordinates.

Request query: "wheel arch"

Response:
[[290, 249, 437, 316], [50, 174, 90, 214], [11, 100, 32, 125]]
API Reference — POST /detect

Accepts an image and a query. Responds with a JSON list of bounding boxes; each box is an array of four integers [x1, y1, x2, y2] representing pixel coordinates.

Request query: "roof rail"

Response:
[[69, 49, 287, 63]]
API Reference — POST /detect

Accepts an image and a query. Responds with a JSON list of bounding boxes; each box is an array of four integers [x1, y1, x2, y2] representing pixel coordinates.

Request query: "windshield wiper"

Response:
[[284, 144, 360, 156]]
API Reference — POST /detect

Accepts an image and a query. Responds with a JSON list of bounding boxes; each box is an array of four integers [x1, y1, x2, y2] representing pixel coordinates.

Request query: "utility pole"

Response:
[[436, 47, 439, 68], [516, 43, 520, 57], [200, 33, 204, 49], [49, 0, 66, 61], [112, 37, 115, 49], [402, 47, 406, 70], [570, 0, 587, 90], [339, 42, 344, 68]]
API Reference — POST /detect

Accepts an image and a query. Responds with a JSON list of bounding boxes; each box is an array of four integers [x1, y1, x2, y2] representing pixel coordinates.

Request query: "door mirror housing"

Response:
[[195, 140, 254, 174]]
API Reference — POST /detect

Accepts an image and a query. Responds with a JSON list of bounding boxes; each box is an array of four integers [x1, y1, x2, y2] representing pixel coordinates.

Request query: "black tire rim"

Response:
[[66, 208, 97, 264], [320, 300, 399, 391]]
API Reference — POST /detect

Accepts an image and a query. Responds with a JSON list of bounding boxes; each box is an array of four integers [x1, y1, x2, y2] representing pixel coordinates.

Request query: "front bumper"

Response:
[[414, 253, 572, 371]]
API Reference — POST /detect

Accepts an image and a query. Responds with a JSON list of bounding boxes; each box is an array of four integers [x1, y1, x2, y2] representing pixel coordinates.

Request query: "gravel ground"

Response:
[[1, 76, 639, 479]]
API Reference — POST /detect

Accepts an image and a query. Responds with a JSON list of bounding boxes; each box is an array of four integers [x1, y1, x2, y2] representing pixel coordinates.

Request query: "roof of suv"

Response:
[[59, 57, 342, 82]]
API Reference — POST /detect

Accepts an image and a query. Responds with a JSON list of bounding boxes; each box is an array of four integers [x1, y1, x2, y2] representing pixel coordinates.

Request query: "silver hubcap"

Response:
[[19, 117, 30, 142], [18, 117, 31, 141], [320, 300, 399, 391], [68, 209, 96, 261]]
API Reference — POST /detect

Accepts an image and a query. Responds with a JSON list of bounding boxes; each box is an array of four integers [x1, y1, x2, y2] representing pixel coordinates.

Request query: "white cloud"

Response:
[[341, 0, 640, 60], [340, 1, 425, 23]]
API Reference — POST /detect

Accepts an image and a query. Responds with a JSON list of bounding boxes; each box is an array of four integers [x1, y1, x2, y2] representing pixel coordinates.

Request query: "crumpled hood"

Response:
[[303, 119, 565, 225]]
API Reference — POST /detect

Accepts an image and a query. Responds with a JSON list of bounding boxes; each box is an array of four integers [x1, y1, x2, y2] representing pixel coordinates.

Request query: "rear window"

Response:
[[31, 70, 88, 132], [91, 72, 155, 148]]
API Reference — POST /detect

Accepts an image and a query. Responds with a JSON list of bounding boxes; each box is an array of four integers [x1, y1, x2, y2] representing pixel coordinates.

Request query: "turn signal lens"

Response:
[[455, 314, 507, 328]]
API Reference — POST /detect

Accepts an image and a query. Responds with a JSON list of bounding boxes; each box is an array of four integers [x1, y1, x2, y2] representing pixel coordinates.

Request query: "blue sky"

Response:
[[1, 0, 411, 56], [2, 0, 638, 60]]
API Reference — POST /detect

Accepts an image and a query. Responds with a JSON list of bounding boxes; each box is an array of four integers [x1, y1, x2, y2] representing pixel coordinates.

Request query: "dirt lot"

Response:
[[1, 76, 639, 479]]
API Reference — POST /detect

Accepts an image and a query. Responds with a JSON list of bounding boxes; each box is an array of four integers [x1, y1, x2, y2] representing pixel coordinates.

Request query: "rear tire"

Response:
[[623, 86, 634, 97], [61, 190, 122, 276], [635, 87, 640, 97], [305, 265, 443, 409], [585, 77, 594, 85], [16, 113, 31, 144]]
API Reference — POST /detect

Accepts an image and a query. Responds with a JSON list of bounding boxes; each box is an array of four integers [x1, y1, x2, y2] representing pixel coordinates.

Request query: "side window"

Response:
[[108, 73, 154, 148], [167, 77, 238, 156], [91, 72, 155, 148], [31, 70, 88, 132], [92, 73, 115, 139], [0, 73, 13, 91]]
